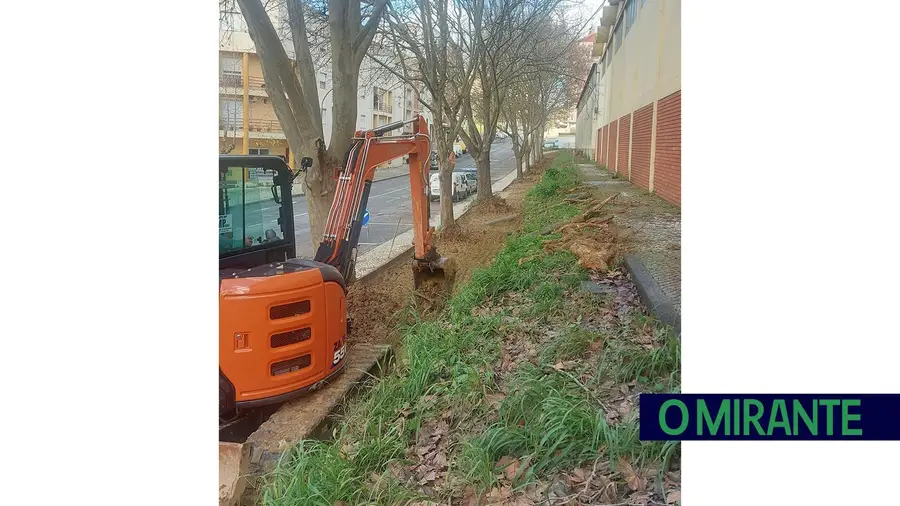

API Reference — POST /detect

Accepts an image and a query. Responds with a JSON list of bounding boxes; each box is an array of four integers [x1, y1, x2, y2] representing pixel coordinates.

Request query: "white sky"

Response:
[[573, 0, 607, 30]]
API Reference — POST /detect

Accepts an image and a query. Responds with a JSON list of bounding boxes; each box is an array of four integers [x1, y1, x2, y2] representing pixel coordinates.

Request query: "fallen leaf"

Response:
[[666, 490, 681, 504], [417, 469, 437, 485], [553, 361, 566, 371], [596, 476, 617, 503], [618, 458, 648, 491], [432, 421, 449, 437], [486, 486, 512, 503], [485, 393, 506, 409], [432, 451, 448, 468], [630, 493, 651, 506], [497, 456, 519, 481], [461, 485, 481, 506], [570, 467, 587, 483], [510, 496, 534, 506]]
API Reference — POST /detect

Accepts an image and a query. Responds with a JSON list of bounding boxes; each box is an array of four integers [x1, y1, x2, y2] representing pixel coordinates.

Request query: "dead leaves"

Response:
[[407, 420, 452, 489], [496, 455, 520, 482], [618, 458, 648, 492], [666, 490, 681, 504]]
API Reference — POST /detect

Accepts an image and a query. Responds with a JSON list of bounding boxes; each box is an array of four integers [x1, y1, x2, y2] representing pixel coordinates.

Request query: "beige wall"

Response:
[[604, 0, 681, 120]]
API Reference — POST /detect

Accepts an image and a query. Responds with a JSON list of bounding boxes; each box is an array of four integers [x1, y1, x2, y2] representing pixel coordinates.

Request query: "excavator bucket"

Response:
[[413, 254, 456, 301]]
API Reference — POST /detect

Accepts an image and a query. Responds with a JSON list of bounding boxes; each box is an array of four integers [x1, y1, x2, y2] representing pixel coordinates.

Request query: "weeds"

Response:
[[260, 151, 680, 505]]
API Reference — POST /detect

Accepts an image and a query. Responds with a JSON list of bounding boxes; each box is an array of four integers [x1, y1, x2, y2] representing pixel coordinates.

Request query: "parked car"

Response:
[[543, 138, 559, 149], [459, 168, 478, 193], [428, 172, 471, 202]]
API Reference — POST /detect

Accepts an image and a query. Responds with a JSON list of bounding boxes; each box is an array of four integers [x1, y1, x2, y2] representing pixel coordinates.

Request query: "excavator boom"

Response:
[[313, 115, 453, 289]]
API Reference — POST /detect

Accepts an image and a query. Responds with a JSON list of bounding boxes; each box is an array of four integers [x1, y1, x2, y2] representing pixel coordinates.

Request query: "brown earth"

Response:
[[345, 161, 549, 349]]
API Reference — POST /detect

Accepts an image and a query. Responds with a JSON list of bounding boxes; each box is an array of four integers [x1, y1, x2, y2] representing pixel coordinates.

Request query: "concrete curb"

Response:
[[623, 254, 681, 336]]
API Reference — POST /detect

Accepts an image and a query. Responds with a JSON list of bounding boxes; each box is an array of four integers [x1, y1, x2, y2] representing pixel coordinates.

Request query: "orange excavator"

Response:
[[219, 115, 451, 422]]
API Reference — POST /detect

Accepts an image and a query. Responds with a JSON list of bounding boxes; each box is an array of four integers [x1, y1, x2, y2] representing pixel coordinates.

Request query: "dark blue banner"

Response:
[[639, 394, 900, 440]]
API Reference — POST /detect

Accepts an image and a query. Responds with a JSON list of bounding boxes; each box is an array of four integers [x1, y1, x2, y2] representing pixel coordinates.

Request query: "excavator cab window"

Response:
[[219, 165, 286, 255]]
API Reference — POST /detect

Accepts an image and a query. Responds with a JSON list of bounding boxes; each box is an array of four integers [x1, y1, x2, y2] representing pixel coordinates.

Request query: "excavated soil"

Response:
[[346, 167, 544, 348]]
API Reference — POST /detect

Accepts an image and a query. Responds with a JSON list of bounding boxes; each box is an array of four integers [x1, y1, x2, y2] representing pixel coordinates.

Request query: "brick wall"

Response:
[[617, 113, 631, 176], [600, 125, 608, 166], [654, 90, 681, 205], [630, 104, 653, 190], [608, 121, 618, 172]]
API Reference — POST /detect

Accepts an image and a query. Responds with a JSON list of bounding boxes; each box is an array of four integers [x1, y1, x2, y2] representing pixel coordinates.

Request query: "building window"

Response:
[[249, 148, 271, 155], [220, 54, 242, 88], [319, 80, 326, 89], [373, 87, 392, 113], [220, 99, 242, 129], [626, 0, 637, 34]]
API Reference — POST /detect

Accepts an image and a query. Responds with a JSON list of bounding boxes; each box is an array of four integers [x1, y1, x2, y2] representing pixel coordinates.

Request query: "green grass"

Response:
[[539, 324, 599, 364], [259, 151, 680, 505]]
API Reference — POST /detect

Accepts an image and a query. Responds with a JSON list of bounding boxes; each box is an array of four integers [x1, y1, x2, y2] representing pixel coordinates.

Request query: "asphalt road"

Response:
[[280, 138, 517, 258]]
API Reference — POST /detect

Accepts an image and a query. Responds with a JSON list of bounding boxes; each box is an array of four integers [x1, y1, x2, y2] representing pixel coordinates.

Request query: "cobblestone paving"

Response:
[[576, 164, 681, 313]]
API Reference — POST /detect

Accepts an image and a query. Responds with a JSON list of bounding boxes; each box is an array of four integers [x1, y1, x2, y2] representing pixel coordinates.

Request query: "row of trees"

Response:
[[225, 0, 591, 247]]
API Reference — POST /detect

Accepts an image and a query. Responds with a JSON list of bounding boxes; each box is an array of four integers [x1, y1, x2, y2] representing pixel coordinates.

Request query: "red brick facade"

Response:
[[608, 121, 618, 172], [595, 89, 681, 206], [598, 125, 606, 166], [654, 90, 681, 205], [630, 104, 654, 190], [617, 113, 631, 176]]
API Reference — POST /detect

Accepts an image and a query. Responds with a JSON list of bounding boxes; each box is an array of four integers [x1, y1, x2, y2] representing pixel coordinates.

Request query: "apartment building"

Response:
[[575, 0, 681, 205], [219, 8, 431, 170]]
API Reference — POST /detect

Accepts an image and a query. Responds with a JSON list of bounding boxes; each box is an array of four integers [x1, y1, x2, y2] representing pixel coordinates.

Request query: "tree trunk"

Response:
[[476, 149, 492, 201], [515, 154, 523, 179], [438, 156, 457, 233], [304, 152, 341, 251]]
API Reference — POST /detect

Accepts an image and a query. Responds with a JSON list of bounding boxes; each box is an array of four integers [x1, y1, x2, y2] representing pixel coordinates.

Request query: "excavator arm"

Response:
[[313, 114, 453, 288]]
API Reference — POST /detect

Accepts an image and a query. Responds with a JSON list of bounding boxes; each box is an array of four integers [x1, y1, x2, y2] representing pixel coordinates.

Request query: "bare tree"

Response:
[[235, 0, 388, 249], [378, 0, 484, 234], [456, 0, 571, 202], [497, 13, 590, 177]]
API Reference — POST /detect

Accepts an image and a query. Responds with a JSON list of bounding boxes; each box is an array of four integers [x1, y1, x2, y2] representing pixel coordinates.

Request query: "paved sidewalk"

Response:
[[576, 163, 681, 331]]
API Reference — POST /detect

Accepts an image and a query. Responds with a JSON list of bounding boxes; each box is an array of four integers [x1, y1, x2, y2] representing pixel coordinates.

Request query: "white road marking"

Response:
[[369, 186, 409, 198]]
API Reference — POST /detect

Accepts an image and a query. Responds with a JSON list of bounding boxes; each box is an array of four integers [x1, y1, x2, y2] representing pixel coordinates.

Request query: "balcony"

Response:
[[248, 76, 265, 89], [373, 99, 392, 114], [220, 73, 242, 88], [248, 118, 281, 133], [600, 5, 618, 26], [218, 118, 283, 135]]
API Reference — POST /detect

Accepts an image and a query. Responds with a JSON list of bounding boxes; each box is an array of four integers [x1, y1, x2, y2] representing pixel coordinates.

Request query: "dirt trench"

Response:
[[345, 166, 546, 349]]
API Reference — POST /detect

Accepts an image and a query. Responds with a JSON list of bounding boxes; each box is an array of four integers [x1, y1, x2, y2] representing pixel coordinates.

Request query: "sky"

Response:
[[574, 0, 607, 31]]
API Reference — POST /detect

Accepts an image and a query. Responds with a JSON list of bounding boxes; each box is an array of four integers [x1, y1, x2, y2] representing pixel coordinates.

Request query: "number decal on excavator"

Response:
[[332, 337, 346, 368]]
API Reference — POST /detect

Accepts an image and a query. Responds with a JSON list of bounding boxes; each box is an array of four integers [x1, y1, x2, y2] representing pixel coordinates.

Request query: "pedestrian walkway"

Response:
[[577, 163, 681, 332]]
